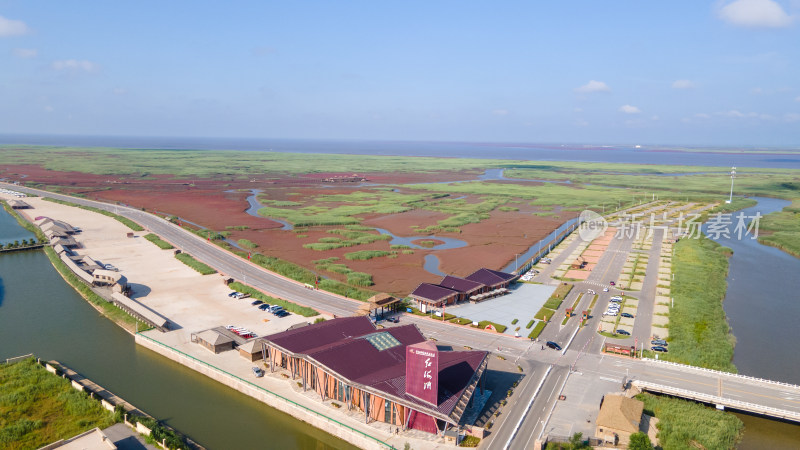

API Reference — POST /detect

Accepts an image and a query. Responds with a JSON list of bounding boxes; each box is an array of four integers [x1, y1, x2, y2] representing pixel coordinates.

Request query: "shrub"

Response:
[[528, 321, 546, 339], [175, 253, 216, 275], [144, 233, 174, 249]]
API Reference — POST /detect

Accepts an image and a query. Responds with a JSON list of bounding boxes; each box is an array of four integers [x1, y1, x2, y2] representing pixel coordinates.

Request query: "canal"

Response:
[[0, 212, 355, 450]]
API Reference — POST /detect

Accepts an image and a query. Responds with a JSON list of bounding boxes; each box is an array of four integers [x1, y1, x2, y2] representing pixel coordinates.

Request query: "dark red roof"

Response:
[[438, 276, 485, 293], [465, 268, 517, 286], [410, 283, 458, 302], [262, 317, 488, 421], [264, 316, 376, 354]]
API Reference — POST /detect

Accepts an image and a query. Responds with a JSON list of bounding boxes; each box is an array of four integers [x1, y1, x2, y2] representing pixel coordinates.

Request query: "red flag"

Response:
[[248, 252, 251, 260]]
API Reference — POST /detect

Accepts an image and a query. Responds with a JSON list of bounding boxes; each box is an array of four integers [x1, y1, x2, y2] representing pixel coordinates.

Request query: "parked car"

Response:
[[616, 329, 631, 336], [258, 304, 271, 311], [651, 339, 668, 346], [104, 264, 118, 272], [603, 287, 609, 292], [251, 300, 263, 306], [269, 305, 284, 313], [609, 281, 616, 286], [271, 308, 285, 315], [228, 292, 239, 298], [610, 296, 623, 301], [252, 367, 264, 377], [651, 346, 668, 353], [546, 341, 562, 351], [386, 317, 399, 323], [604, 310, 618, 316], [276, 310, 290, 318], [621, 312, 634, 318]]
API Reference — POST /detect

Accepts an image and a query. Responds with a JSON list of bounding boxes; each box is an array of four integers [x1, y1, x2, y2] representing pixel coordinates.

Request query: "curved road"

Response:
[[4, 183, 361, 317]]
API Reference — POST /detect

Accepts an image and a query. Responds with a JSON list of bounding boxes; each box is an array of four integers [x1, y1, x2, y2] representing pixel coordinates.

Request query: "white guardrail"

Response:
[[642, 358, 800, 390], [633, 380, 800, 421]]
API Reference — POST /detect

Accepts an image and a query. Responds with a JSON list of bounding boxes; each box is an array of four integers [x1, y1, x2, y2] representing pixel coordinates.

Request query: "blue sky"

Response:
[[1, 1, 799, 146]]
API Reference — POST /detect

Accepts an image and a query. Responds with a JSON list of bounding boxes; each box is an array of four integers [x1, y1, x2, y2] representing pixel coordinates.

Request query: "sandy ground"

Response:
[[13, 196, 317, 337]]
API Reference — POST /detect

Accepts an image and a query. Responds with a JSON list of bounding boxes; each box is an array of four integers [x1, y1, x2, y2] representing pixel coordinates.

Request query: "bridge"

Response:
[[630, 358, 800, 423]]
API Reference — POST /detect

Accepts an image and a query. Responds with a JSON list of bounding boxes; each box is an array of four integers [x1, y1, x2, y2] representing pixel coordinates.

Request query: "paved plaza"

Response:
[[445, 283, 556, 336]]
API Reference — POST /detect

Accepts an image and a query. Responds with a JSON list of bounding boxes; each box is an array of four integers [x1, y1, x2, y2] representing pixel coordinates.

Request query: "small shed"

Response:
[[193, 330, 234, 354], [238, 339, 264, 362]]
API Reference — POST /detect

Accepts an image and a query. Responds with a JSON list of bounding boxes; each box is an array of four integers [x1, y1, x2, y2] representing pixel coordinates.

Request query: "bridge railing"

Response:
[[633, 380, 800, 421], [642, 358, 800, 390]]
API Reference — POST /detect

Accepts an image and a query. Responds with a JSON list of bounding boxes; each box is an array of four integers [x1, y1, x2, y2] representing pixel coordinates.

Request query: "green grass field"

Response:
[[665, 234, 736, 372], [636, 392, 743, 450], [0, 359, 115, 450], [757, 199, 800, 257]]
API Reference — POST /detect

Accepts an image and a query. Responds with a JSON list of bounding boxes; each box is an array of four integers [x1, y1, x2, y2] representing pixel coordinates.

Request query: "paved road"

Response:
[[4, 183, 361, 317], [11, 184, 798, 444]]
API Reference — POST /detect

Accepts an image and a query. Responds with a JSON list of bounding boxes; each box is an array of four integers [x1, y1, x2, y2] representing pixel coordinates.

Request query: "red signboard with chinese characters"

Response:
[[405, 341, 439, 405]]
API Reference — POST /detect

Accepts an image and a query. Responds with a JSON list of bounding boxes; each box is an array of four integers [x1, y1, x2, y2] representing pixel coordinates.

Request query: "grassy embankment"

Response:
[[144, 233, 174, 249], [0, 358, 115, 450], [663, 234, 736, 372], [174, 253, 216, 275], [636, 392, 743, 450], [758, 199, 800, 257], [41, 197, 144, 231], [228, 282, 318, 317]]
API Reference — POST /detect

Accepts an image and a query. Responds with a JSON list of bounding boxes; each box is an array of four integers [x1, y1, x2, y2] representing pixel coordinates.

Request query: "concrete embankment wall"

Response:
[[135, 333, 394, 450]]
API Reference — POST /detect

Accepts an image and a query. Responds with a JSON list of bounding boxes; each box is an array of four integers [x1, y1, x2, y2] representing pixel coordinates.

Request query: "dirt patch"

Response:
[[362, 209, 451, 235]]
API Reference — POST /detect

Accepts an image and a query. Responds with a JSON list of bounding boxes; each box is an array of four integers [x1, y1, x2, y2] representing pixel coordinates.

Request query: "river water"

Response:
[[0, 213, 354, 449]]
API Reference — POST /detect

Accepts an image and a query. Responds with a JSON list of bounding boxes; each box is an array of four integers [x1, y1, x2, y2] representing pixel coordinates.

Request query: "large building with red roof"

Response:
[[260, 316, 488, 435]]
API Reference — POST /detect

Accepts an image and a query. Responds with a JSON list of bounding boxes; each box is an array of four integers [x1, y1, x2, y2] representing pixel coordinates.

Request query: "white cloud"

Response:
[[695, 113, 711, 119], [752, 87, 764, 94], [112, 87, 127, 95], [575, 80, 610, 93], [718, 0, 794, 28], [785, 113, 800, 122], [0, 15, 28, 37], [574, 107, 583, 112], [576, 119, 589, 127], [721, 109, 747, 117], [13, 48, 37, 58], [491, 109, 509, 116], [795, 95, 800, 102], [651, 115, 660, 121], [51, 59, 99, 72], [619, 105, 641, 114], [43, 105, 54, 113], [672, 79, 696, 89]]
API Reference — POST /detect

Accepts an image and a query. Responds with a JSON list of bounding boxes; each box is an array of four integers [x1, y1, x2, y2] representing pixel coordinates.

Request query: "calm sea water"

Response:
[[1, 134, 799, 169]]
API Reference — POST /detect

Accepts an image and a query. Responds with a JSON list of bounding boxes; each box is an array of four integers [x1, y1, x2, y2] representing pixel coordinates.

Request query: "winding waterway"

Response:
[[0, 212, 354, 450]]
